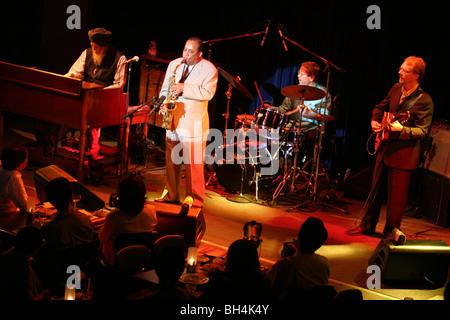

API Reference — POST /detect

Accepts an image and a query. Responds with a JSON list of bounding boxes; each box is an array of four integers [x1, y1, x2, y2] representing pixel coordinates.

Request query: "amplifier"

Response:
[[423, 122, 450, 178], [419, 169, 450, 228]]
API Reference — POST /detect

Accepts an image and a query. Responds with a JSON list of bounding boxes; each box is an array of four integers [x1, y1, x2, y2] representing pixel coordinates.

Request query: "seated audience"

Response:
[[202, 239, 273, 300], [99, 176, 157, 266], [267, 216, 335, 300], [34, 177, 94, 295], [40, 177, 94, 250], [0, 145, 29, 215], [0, 226, 51, 300]]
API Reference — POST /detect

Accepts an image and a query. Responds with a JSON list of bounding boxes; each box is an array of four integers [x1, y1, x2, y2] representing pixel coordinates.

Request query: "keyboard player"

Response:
[[65, 27, 127, 160]]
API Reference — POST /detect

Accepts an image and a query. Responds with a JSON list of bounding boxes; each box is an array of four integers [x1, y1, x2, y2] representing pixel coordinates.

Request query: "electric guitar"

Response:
[[374, 111, 410, 152]]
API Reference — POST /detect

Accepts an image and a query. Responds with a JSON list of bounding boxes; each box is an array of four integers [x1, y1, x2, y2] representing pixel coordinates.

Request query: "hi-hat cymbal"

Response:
[[218, 67, 254, 100], [303, 113, 335, 122], [281, 85, 326, 101]]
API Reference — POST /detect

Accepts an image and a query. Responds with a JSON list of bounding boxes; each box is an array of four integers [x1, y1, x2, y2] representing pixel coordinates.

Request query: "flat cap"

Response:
[[88, 28, 112, 47]]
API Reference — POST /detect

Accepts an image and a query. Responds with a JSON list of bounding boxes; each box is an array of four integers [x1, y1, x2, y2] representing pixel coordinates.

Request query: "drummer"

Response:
[[268, 61, 332, 161]]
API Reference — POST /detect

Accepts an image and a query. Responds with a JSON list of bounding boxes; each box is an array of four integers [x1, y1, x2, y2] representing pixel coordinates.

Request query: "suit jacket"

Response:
[[160, 57, 218, 138], [372, 83, 434, 170]]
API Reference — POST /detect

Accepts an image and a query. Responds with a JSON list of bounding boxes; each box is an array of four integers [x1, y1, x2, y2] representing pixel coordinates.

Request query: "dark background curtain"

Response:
[[1, 0, 448, 178]]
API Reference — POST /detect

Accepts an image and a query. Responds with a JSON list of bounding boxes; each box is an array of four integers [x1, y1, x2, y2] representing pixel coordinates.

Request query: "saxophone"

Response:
[[162, 58, 186, 130]]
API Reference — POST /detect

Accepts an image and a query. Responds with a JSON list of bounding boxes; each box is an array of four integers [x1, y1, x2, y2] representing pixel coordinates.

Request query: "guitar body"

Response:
[[374, 111, 410, 152]]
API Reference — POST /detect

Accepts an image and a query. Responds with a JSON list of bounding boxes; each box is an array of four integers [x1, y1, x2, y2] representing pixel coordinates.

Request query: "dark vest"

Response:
[[84, 46, 123, 86]]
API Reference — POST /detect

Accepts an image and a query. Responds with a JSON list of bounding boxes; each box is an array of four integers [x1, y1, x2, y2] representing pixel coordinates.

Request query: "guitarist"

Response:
[[347, 56, 433, 243]]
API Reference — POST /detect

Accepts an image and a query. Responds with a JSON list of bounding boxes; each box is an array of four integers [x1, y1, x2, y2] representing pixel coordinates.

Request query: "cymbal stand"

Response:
[[223, 82, 233, 146], [269, 134, 292, 204], [270, 125, 311, 205]]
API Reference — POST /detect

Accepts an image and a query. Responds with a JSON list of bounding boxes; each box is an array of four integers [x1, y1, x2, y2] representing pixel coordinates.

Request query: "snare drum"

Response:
[[234, 114, 253, 129], [252, 107, 286, 130]]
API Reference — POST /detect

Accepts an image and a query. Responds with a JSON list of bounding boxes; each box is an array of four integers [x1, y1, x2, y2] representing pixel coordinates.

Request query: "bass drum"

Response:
[[214, 160, 254, 193]]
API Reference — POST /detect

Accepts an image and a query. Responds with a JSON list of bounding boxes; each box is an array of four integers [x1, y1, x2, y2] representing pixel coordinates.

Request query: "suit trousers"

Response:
[[162, 136, 206, 207], [360, 155, 412, 234]]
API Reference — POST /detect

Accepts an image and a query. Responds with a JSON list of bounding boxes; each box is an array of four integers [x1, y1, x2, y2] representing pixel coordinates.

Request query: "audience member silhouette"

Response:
[[98, 176, 157, 266], [34, 177, 94, 296], [0, 145, 29, 215], [267, 216, 335, 300], [0, 226, 51, 300], [202, 239, 273, 300], [144, 245, 189, 300], [40, 177, 94, 250]]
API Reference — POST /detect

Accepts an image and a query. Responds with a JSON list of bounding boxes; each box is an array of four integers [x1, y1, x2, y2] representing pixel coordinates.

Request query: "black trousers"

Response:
[[360, 153, 412, 234]]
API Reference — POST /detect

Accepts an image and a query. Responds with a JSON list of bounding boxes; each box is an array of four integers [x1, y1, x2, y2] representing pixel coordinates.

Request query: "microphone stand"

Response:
[[203, 20, 269, 60], [120, 97, 163, 177], [280, 33, 348, 214], [118, 62, 135, 177]]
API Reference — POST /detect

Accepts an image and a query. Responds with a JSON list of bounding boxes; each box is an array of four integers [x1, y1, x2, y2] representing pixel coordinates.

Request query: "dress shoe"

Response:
[[346, 225, 374, 236], [387, 228, 406, 245], [154, 197, 181, 205]]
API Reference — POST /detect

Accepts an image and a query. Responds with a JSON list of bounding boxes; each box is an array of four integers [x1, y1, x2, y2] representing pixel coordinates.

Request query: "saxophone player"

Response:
[[156, 37, 218, 208]]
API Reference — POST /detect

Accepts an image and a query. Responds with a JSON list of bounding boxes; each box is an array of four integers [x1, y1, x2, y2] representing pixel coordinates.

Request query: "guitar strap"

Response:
[[397, 91, 423, 114]]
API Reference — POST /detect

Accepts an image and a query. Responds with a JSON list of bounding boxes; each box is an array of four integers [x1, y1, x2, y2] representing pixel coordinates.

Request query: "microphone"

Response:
[[124, 56, 139, 64], [154, 95, 166, 109], [278, 25, 288, 51], [260, 21, 270, 46]]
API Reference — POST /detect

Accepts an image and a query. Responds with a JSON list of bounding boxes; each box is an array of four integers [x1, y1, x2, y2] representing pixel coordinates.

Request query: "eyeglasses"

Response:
[[399, 68, 414, 74], [298, 71, 309, 77]]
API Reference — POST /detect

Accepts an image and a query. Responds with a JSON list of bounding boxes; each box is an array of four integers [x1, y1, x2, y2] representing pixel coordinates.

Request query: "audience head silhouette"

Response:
[[45, 177, 74, 211], [155, 245, 186, 287], [298, 217, 328, 254], [1, 145, 28, 170], [117, 176, 147, 215], [15, 226, 44, 256], [226, 239, 260, 278]]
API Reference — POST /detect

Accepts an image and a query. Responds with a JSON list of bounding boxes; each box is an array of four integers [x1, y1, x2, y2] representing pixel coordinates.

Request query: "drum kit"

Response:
[[210, 68, 338, 206], [202, 22, 347, 211]]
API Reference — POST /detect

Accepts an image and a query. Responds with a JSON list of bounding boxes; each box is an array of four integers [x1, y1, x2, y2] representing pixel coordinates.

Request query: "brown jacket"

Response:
[[372, 83, 434, 170]]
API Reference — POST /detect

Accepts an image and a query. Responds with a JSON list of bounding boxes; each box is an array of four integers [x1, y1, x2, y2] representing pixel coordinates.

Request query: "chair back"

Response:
[[334, 289, 363, 300], [153, 235, 187, 257], [114, 231, 158, 252], [115, 245, 151, 275]]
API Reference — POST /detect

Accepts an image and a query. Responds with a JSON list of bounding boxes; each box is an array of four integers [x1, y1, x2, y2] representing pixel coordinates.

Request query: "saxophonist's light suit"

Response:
[[158, 43, 218, 208]]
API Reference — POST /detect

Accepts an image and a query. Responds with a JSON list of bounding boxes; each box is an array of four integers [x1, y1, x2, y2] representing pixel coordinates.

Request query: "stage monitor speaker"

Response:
[[152, 201, 206, 248], [34, 165, 105, 212], [369, 239, 450, 287], [419, 169, 450, 228]]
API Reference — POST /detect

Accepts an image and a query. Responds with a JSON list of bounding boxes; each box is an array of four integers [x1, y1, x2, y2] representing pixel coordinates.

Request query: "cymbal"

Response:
[[218, 67, 254, 100], [281, 85, 326, 101], [303, 113, 335, 122]]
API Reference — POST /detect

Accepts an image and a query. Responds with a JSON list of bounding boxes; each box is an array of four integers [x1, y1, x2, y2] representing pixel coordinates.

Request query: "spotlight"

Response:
[[243, 221, 262, 248]]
